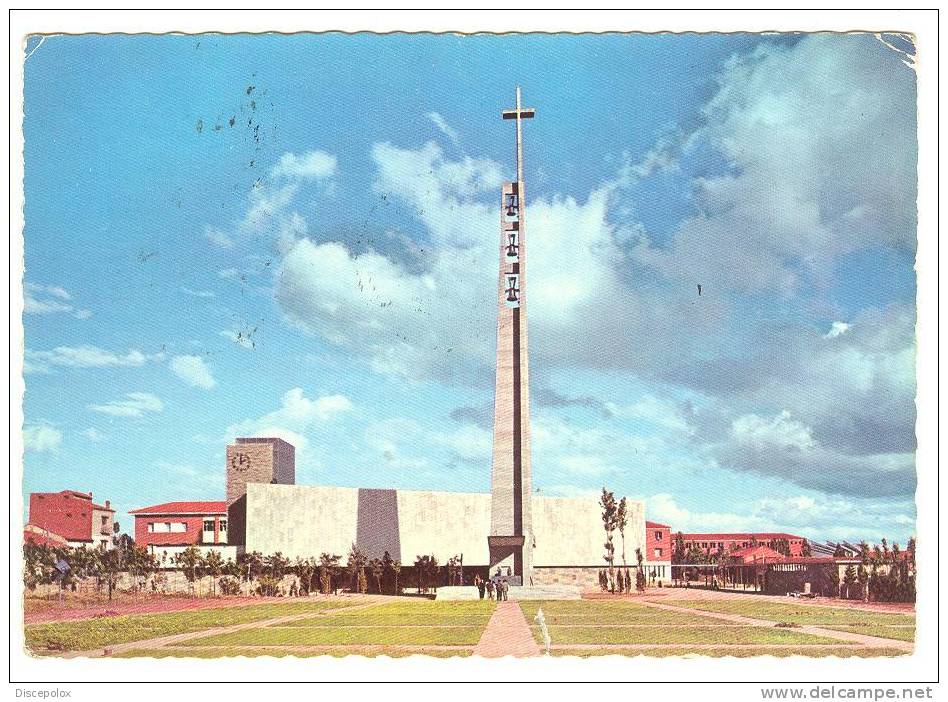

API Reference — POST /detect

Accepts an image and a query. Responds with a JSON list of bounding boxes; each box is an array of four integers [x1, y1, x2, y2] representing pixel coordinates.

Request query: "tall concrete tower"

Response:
[[488, 87, 535, 584]]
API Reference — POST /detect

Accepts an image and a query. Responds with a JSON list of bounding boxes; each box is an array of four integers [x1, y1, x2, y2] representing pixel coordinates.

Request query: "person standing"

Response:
[[486, 578, 495, 600], [476, 575, 486, 600]]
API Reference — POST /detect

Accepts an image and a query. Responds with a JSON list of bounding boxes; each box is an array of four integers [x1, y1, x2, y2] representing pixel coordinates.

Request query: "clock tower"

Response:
[[226, 436, 295, 546]]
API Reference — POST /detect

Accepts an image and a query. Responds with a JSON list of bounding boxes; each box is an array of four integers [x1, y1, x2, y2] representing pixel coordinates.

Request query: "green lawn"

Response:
[[819, 624, 915, 642], [25, 599, 360, 653], [550, 646, 909, 658], [180, 625, 484, 647], [281, 600, 495, 627], [114, 646, 472, 658], [660, 600, 915, 628], [534, 625, 843, 646], [519, 600, 729, 626]]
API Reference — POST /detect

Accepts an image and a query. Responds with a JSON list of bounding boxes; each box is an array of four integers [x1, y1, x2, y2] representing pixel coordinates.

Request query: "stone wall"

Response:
[[28, 570, 301, 598]]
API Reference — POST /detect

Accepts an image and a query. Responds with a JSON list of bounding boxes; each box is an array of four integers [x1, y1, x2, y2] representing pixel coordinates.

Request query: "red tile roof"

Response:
[[23, 524, 70, 547], [681, 532, 804, 540], [729, 545, 784, 558], [130, 501, 227, 515], [646, 521, 671, 529]]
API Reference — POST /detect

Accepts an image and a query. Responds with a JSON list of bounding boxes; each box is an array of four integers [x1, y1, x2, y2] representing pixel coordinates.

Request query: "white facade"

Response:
[[243, 483, 647, 570]]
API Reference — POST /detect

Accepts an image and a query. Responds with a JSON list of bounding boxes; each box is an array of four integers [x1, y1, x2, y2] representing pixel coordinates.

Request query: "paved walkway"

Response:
[[67, 598, 387, 659], [637, 599, 913, 652], [473, 600, 542, 657]]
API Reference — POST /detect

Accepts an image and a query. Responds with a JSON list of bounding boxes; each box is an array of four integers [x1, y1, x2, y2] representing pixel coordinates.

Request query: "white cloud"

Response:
[[825, 321, 851, 338], [23, 424, 63, 453], [631, 35, 916, 293], [731, 410, 815, 451], [26, 283, 71, 300], [203, 225, 234, 249], [426, 112, 460, 147], [432, 424, 491, 461], [24, 283, 90, 318], [24, 296, 73, 314], [622, 395, 694, 434], [26, 345, 157, 373], [270, 150, 337, 181], [646, 492, 915, 544], [225, 387, 352, 454], [89, 392, 164, 418], [170, 355, 216, 389], [82, 427, 105, 442]]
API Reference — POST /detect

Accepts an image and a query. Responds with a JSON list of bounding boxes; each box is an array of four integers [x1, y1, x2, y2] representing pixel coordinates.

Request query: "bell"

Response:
[[505, 195, 518, 217], [506, 232, 518, 257], [505, 276, 520, 303]]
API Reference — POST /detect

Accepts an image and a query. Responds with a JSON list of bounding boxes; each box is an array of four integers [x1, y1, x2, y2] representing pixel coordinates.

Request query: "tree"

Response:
[[369, 558, 384, 594], [265, 552, 289, 580], [204, 550, 224, 596], [829, 563, 841, 598], [772, 539, 791, 557], [295, 557, 316, 596], [174, 546, 205, 596], [842, 564, 857, 600], [616, 497, 628, 567], [99, 546, 124, 601], [634, 547, 647, 592], [23, 542, 57, 591], [801, 539, 812, 558], [238, 551, 265, 583], [392, 559, 402, 595], [347, 544, 368, 594], [599, 488, 618, 592], [127, 545, 158, 593], [318, 553, 341, 595], [672, 531, 686, 584]]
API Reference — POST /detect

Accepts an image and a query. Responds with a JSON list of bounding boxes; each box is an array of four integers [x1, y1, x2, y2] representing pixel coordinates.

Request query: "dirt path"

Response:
[[637, 599, 913, 652], [473, 600, 542, 658], [65, 598, 387, 659]]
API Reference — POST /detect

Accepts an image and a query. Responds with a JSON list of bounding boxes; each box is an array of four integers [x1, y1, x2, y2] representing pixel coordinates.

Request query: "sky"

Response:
[[21, 32, 918, 545]]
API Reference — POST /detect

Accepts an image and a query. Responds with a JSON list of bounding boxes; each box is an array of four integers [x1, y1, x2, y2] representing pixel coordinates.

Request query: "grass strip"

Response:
[[178, 625, 484, 647], [535, 625, 843, 646], [25, 599, 358, 653]]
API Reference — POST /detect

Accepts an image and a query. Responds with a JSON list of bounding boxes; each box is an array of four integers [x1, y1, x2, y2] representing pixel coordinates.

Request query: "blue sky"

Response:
[[21, 32, 917, 544]]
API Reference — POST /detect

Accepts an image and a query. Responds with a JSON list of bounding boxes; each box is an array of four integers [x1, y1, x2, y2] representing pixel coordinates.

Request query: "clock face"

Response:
[[230, 452, 251, 471]]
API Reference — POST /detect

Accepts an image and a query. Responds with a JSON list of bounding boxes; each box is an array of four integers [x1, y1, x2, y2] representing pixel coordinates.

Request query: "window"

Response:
[[654, 548, 663, 558], [654, 531, 663, 541], [219, 520, 227, 532], [203, 520, 215, 532], [149, 522, 170, 533], [169, 522, 186, 533]]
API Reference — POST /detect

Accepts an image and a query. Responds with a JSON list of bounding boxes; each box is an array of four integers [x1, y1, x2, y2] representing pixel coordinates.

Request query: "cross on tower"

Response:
[[489, 88, 536, 586]]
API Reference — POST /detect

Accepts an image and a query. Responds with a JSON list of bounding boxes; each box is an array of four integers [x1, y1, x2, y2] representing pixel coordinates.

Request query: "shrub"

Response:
[[256, 575, 281, 597], [219, 576, 241, 596]]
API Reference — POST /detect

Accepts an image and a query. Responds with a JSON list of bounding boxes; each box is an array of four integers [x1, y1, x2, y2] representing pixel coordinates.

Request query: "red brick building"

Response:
[[27, 490, 115, 549], [130, 501, 235, 565], [646, 520, 672, 562], [681, 532, 807, 557]]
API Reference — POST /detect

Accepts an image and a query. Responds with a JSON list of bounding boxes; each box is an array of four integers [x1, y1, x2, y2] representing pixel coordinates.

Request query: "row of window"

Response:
[[690, 539, 801, 549], [146, 520, 227, 534]]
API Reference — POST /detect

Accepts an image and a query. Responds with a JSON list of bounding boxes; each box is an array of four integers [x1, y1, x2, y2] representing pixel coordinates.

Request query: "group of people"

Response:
[[474, 571, 510, 601]]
